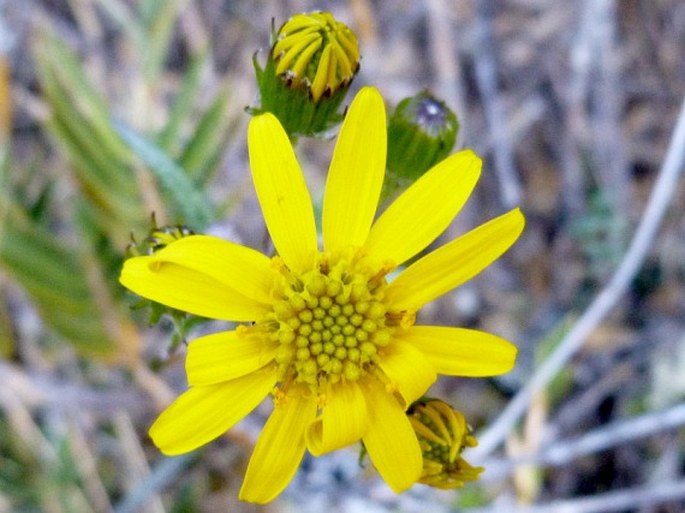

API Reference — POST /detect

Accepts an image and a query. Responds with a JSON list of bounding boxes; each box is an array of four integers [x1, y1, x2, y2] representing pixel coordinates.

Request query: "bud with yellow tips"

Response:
[[408, 399, 484, 489], [252, 12, 360, 137]]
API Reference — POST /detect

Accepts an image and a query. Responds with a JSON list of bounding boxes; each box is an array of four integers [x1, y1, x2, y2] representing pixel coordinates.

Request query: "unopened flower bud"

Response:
[[127, 216, 194, 257], [386, 92, 459, 189], [125, 216, 199, 342], [252, 12, 360, 137], [408, 398, 483, 489]]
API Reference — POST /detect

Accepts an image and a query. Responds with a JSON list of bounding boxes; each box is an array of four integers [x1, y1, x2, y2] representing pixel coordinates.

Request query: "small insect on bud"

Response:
[[408, 398, 483, 489]]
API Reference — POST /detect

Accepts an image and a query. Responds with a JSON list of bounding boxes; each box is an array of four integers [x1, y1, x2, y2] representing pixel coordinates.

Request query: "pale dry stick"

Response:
[[67, 419, 115, 513], [0, 3, 13, 257], [0, 491, 11, 513], [471, 0, 522, 209], [133, 362, 176, 410], [349, 0, 379, 55], [114, 454, 194, 513], [426, 0, 469, 149], [466, 479, 685, 513], [481, 402, 685, 482], [114, 412, 167, 513], [590, 0, 631, 222], [0, 384, 56, 462], [178, 1, 210, 55], [65, 0, 103, 42], [0, 359, 144, 412], [561, 1, 598, 217], [470, 93, 685, 461]]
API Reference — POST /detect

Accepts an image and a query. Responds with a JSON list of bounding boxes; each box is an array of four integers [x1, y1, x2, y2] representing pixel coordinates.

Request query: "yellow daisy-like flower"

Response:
[[120, 87, 524, 503]]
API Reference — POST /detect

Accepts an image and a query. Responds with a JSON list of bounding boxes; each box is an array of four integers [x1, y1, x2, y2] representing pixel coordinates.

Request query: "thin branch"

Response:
[[480, 402, 685, 481], [465, 479, 685, 513], [471, 0, 522, 208], [115, 412, 167, 513], [67, 419, 114, 513], [471, 93, 685, 460], [113, 454, 194, 513], [0, 360, 145, 413], [426, 0, 469, 148]]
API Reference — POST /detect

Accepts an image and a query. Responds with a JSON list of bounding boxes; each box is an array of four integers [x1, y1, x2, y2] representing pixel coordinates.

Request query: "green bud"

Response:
[[386, 91, 459, 191], [125, 216, 200, 343], [127, 214, 194, 257], [251, 12, 360, 137]]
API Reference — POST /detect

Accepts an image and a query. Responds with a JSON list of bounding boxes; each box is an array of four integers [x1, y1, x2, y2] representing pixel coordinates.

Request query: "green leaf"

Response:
[[0, 200, 117, 355], [91, 0, 145, 48], [34, 34, 147, 238], [138, 0, 188, 79], [178, 90, 231, 186], [158, 50, 210, 151], [114, 121, 214, 228]]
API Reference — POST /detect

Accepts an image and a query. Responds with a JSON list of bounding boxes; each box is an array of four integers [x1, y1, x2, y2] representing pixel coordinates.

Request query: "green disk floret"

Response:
[[270, 252, 393, 388]]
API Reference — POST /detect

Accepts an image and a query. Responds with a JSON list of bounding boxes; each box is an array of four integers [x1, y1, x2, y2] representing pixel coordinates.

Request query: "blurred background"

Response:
[[0, 0, 684, 512]]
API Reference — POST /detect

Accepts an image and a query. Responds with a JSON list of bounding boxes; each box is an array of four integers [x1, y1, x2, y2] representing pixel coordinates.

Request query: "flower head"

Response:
[[120, 87, 524, 503], [408, 399, 484, 488], [273, 12, 359, 102], [253, 11, 359, 136]]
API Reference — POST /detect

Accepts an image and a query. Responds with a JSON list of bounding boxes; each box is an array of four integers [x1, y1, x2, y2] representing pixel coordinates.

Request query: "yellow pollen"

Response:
[[268, 251, 396, 390]]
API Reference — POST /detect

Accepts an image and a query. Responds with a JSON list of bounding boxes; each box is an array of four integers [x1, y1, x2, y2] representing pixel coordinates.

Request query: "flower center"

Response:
[[269, 251, 394, 388]]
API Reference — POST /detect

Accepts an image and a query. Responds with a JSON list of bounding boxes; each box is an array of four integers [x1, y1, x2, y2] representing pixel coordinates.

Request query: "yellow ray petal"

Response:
[[364, 150, 481, 266], [148, 365, 279, 455], [385, 208, 525, 311], [323, 86, 386, 252], [360, 378, 422, 492], [186, 331, 279, 386], [378, 340, 436, 408], [120, 256, 268, 321], [248, 113, 318, 273], [149, 235, 274, 304], [240, 386, 318, 504], [404, 325, 517, 376], [305, 380, 368, 456]]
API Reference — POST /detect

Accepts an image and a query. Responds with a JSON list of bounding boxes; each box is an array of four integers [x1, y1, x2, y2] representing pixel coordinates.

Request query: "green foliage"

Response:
[[33, 31, 147, 243], [0, 4, 231, 359], [114, 121, 215, 228], [0, 199, 119, 355]]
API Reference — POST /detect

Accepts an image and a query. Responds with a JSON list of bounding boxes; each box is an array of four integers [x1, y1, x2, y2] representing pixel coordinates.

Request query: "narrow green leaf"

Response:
[[114, 121, 214, 228], [91, 0, 145, 48], [0, 201, 116, 355], [139, 0, 189, 79], [37, 34, 133, 162], [158, 50, 210, 150], [178, 91, 230, 183]]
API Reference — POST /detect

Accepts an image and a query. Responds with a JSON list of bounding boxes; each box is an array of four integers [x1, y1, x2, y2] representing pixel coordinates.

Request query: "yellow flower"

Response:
[[120, 87, 524, 503], [408, 399, 484, 488]]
